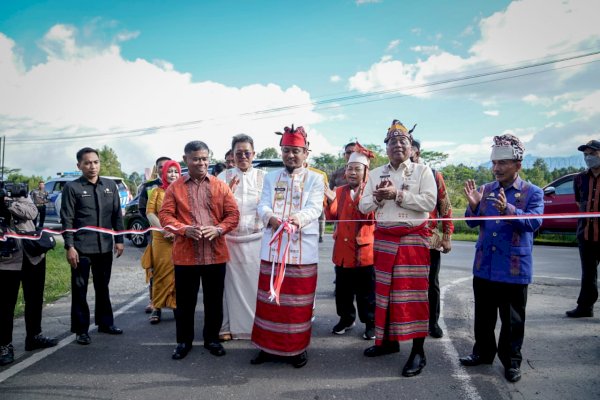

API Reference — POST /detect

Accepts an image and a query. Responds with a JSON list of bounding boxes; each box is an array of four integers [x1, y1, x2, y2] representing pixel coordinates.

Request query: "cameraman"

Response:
[[0, 187, 57, 366]]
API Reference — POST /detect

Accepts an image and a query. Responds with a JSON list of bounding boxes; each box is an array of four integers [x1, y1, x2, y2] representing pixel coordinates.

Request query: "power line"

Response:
[[7, 49, 600, 144]]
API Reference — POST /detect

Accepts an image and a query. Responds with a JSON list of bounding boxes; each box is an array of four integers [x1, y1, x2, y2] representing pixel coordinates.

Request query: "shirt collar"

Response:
[[386, 158, 411, 171], [491, 175, 523, 191], [78, 176, 103, 186], [184, 173, 210, 184]]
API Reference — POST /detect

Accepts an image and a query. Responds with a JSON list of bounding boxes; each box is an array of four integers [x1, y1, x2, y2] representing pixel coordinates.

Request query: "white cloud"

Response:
[[355, 0, 381, 5], [483, 110, 499, 116], [0, 28, 331, 176], [562, 90, 600, 118], [411, 28, 422, 36], [460, 25, 474, 37], [330, 75, 341, 83], [386, 39, 400, 52], [410, 45, 441, 55], [348, 0, 600, 100], [115, 30, 140, 42]]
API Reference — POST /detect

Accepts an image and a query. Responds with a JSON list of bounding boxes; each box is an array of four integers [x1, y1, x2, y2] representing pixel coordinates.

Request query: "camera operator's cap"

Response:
[[276, 125, 309, 149], [490, 133, 525, 161], [577, 139, 600, 152]]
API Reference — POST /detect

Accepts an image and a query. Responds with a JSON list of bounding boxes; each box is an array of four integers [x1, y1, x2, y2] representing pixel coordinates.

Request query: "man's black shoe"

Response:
[[25, 334, 58, 351], [76, 333, 91, 345], [459, 354, 494, 366], [363, 325, 376, 340], [172, 343, 192, 360], [204, 342, 226, 357], [332, 320, 356, 335], [0, 344, 15, 366], [565, 308, 594, 318], [250, 350, 272, 365], [505, 367, 522, 383], [402, 352, 426, 377], [291, 351, 308, 368], [364, 342, 400, 357], [98, 325, 123, 335], [429, 324, 444, 339]]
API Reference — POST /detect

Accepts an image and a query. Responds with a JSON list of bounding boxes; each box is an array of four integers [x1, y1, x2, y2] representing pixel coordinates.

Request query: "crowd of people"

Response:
[[1, 121, 599, 384]]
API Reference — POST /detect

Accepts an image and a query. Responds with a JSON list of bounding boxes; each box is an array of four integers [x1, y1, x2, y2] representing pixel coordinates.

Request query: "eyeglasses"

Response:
[[235, 151, 253, 159], [345, 150, 353, 155]]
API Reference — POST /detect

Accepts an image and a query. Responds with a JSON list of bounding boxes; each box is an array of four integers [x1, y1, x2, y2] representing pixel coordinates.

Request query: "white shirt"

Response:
[[258, 167, 324, 264], [359, 159, 437, 227], [217, 167, 266, 236]]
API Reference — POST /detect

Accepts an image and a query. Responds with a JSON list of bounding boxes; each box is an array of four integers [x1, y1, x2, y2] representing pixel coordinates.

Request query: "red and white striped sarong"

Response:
[[251, 260, 318, 356], [373, 223, 430, 345]]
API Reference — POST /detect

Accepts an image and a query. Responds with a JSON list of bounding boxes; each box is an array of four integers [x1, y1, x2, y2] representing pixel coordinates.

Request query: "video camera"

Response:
[[0, 181, 27, 258], [0, 181, 29, 200]]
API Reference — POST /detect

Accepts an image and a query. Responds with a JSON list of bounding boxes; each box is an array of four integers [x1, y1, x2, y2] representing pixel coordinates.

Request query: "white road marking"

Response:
[[439, 276, 483, 400], [0, 292, 147, 384]]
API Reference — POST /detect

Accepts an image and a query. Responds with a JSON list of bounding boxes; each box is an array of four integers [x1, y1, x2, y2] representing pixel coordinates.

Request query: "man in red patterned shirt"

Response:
[[411, 139, 454, 338]]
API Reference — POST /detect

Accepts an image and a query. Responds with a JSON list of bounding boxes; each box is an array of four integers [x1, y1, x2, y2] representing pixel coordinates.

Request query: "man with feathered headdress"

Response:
[[324, 142, 377, 340], [359, 120, 437, 377], [250, 125, 324, 368]]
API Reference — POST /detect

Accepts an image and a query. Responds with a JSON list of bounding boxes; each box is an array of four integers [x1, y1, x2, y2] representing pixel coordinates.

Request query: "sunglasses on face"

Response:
[[235, 151, 253, 159]]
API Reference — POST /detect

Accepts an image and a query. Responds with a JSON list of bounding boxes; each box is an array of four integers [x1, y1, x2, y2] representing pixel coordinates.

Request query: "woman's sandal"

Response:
[[149, 309, 161, 324]]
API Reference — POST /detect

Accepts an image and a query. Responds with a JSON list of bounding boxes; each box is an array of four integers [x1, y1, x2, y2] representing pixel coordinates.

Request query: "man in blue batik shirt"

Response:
[[459, 134, 544, 384]]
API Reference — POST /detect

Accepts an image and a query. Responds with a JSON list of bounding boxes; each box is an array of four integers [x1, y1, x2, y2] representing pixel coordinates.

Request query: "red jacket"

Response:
[[325, 185, 375, 268], [159, 174, 239, 266]]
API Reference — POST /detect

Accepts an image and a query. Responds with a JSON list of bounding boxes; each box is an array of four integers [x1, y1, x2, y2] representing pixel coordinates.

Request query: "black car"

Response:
[[123, 194, 149, 248]]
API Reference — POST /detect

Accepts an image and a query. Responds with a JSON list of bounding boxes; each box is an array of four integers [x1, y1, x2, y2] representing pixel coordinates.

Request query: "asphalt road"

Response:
[[1, 236, 598, 400]]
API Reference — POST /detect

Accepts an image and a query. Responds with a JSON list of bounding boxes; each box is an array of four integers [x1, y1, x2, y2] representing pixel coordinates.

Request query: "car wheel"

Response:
[[129, 219, 148, 248]]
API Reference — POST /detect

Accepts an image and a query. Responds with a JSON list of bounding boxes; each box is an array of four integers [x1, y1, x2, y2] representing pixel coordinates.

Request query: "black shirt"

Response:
[[60, 176, 124, 254]]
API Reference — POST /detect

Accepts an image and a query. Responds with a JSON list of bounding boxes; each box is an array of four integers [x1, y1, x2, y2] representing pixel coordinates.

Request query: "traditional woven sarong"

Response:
[[373, 223, 430, 345], [251, 260, 318, 356]]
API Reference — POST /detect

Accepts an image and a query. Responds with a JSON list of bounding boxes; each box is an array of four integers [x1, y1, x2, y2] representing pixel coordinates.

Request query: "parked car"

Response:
[[123, 193, 149, 248], [252, 158, 284, 172], [44, 174, 131, 224], [540, 173, 578, 234]]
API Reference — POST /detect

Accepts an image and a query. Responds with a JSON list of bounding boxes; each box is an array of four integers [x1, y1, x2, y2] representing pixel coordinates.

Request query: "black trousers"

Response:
[[174, 263, 225, 345], [576, 240, 600, 311], [0, 256, 46, 345], [70, 252, 114, 334], [428, 249, 441, 327], [35, 205, 46, 228], [334, 266, 375, 326], [472, 276, 528, 369]]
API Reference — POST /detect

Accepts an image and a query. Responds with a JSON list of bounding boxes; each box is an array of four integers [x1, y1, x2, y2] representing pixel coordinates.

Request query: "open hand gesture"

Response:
[[463, 179, 482, 212]]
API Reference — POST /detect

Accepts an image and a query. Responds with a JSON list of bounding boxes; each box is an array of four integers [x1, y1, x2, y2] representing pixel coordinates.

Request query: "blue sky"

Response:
[[1, 0, 599, 177]]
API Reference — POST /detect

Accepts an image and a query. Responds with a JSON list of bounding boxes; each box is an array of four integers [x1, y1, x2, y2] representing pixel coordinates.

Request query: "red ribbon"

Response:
[[267, 219, 297, 305]]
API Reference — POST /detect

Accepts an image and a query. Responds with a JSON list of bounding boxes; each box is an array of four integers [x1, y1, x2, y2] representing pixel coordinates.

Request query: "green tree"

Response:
[[421, 150, 448, 168], [364, 144, 387, 169], [311, 153, 341, 175], [524, 158, 550, 187], [98, 145, 124, 178], [257, 147, 279, 159], [127, 171, 143, 196]]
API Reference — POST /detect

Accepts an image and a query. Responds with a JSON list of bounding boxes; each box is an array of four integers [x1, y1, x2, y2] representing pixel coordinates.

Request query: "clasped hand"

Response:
[[184, 225, 220, 241]]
